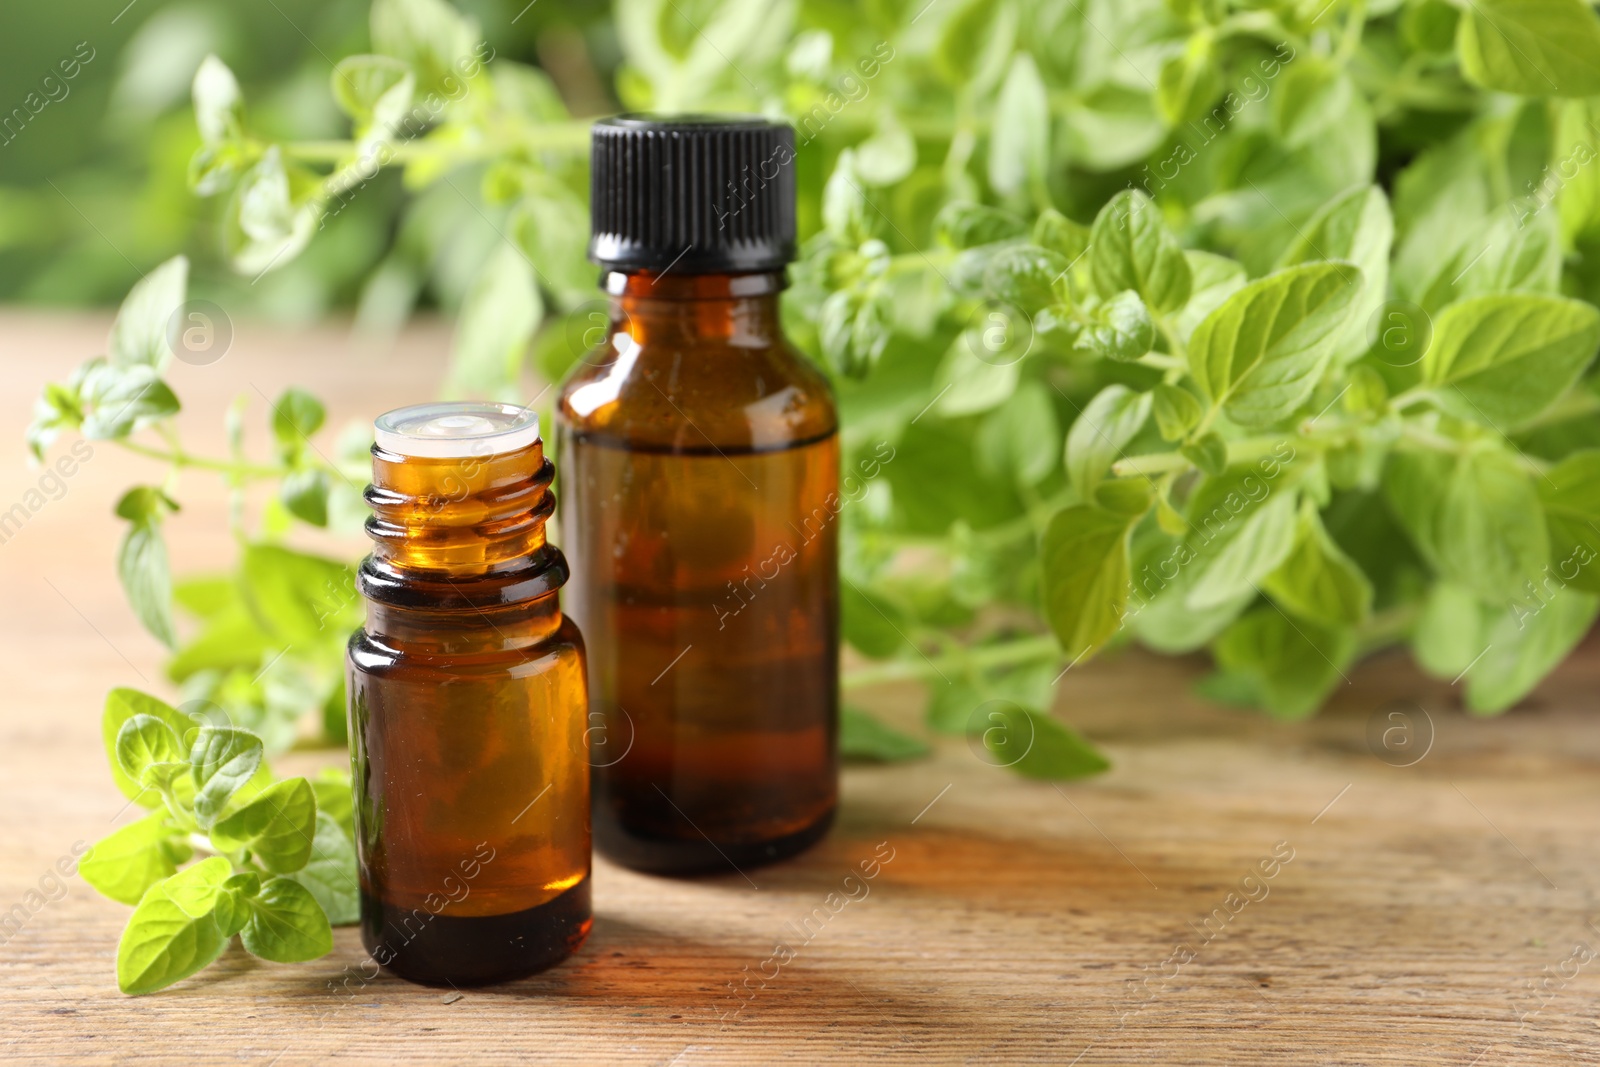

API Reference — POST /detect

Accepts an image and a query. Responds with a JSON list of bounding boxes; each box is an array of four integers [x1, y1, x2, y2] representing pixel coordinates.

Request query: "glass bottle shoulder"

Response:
[[347, 607, 585, 675], [347, 612, 586, 677], [556, 332, 836, 452]]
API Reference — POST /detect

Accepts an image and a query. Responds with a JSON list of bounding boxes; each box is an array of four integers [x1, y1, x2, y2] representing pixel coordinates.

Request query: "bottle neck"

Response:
[[603, 269, 787, 349], [358, 439, 568, 642], [364, 440, 554, 576]]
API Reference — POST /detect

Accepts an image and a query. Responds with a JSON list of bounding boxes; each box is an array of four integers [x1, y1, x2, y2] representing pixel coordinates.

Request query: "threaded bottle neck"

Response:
[[357, 404, 569, 619], [363, 440, 555, 577]]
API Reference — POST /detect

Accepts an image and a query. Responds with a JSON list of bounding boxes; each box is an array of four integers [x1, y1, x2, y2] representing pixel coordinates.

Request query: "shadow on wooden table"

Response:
[[489, 915, 999, 1041]]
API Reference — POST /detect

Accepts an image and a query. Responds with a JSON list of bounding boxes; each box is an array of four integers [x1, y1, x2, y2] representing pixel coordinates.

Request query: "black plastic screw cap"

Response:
[[588, 114, 798, 275]]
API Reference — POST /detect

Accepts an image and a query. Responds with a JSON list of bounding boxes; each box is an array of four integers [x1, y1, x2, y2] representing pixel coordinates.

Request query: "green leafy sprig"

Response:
[[30, 258, 366, 751], [82, 689, 358, 995]]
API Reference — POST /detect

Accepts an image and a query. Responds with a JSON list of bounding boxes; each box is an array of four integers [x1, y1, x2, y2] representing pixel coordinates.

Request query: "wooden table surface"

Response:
[[1, 312, 1597, 1065]]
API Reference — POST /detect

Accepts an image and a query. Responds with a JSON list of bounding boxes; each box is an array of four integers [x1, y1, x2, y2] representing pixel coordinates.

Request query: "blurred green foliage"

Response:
[[0, 0, 616, 318], [25, 0, 1600, 748]]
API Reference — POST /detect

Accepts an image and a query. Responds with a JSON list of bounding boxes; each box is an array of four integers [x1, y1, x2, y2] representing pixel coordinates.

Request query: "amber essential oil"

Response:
[[557, 116, 839, 874], [348, 402, 591, 985]]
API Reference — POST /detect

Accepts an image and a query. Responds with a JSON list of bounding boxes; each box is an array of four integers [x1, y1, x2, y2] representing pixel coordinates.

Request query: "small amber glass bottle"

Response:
[[557, 116, 839, 874], [348, 402, 591, 985]]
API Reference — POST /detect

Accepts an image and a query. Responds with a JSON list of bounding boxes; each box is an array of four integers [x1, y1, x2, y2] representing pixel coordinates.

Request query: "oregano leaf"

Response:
[[116, 857, 232, 996], [240, 877, 333, 963], [80, 812, 185, 906], [189, 727, 265, 829], [1187, 263, 1362, 427], [1040, 504, 1141, 660], [1420, 294, 1600, 427], [209, 777, 317, 874], [1089, 190, 1192, 315]]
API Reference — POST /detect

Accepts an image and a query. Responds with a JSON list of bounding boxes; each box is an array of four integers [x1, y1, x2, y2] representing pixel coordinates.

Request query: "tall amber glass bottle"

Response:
[[348, 402, 591, 985], [557, 116, 839, 874]]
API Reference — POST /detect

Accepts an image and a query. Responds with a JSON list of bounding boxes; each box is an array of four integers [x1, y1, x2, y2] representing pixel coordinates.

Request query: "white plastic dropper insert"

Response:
[[373, 402, 541, 459]]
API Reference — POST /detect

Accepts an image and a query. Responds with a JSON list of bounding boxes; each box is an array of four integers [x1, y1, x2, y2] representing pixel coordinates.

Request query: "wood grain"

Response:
[[0, 313, 1597, 1065]]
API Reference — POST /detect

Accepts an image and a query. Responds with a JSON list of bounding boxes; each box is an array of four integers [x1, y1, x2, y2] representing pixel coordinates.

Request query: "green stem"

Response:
[[1388, 387, 1433, 413], [841, 632, 1062, 689], [1189, 401, 1220, 441], [984, 491, 1069, 545], [1355, 603, 1419, 657], [1398, 423, 1464, 454], [1111, 434, 1300, 477], [1111, 451, 1191, 478], [1155, 315, 1188, 364], [1138, 352, 1185, 372], [1397, 423, 1551, 474], [159, 789, 197, 834], [1517, 387, 1600, 431], [283, 119, 593, 165], [943, 114, 977, 191], [885, 249, 956, 277], [114, 439, 288, 480], [852, 498, 1057, 558], [1333, 0, 1368, 66]]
